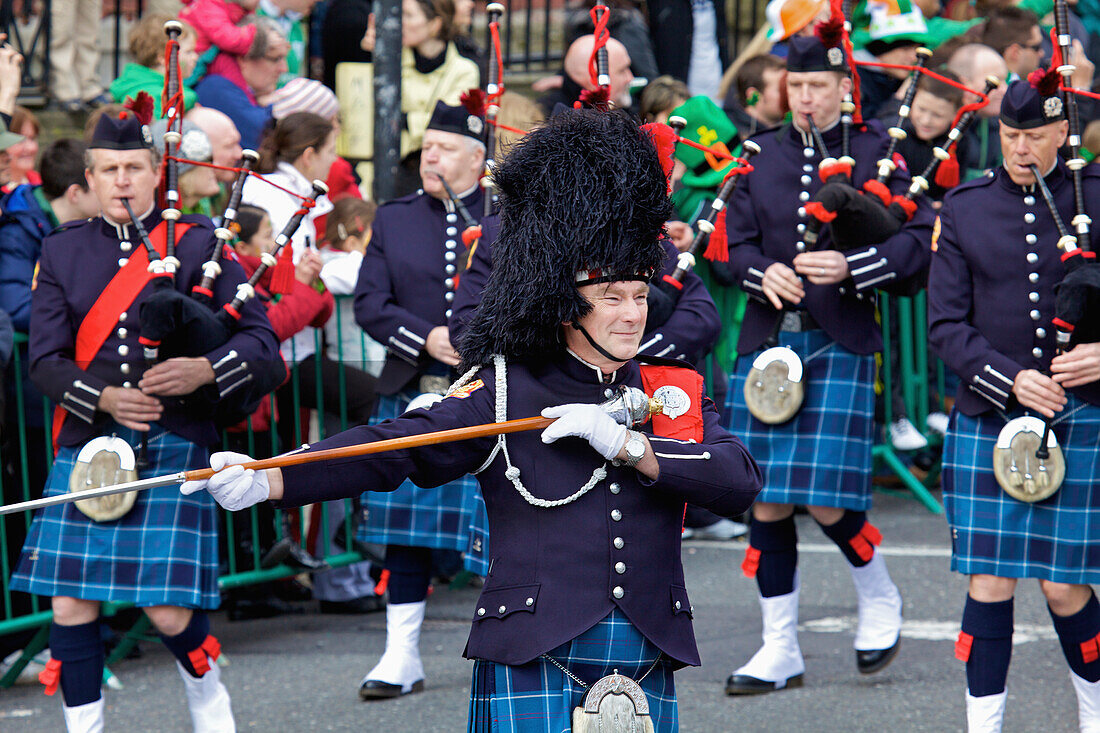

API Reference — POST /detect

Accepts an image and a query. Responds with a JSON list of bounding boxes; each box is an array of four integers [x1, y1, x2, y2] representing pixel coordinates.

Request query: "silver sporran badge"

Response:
[[652, 385, 690, 420], [572, 671, 657, 733]]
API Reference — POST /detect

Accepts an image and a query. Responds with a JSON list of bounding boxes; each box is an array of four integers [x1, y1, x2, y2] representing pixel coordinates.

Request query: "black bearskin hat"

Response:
[[459, 109, 671, 368]]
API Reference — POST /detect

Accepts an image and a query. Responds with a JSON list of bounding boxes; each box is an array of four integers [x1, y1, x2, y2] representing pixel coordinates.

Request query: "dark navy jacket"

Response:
[[30, 210, 281, 447], [0, 184, 53, 332], [278, 351, 761, 667], [355, 186, 485, 394], [722, 119, 934, 355], [928, 162, 1100, 416], [449, 215, 722, 364]]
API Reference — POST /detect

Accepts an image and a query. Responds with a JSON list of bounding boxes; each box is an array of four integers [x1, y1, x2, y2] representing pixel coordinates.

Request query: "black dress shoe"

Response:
[[857, 639, 900, 674], [725, 673, 804, 695], [319, 595, 386, 615], [261, 537, 330, 571], [358, 678, 425, 700]]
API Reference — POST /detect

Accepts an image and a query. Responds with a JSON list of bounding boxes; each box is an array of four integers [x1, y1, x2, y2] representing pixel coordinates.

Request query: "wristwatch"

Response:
[[622, 430, 647, 469]]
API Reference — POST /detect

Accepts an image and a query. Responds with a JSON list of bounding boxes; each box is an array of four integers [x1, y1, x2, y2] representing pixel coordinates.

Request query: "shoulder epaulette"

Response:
[[46, 217, 96, 237]]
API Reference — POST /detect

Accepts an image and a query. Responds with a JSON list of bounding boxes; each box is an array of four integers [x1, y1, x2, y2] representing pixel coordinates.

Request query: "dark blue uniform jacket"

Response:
[[928, 161, 1100, 416], [278, 351, 762, 667], [723, 119, 934, 355], [30, 210, 280, 447]]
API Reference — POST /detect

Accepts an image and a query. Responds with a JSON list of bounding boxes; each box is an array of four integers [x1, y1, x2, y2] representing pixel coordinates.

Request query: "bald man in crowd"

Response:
[[537, 34, 635, 114], [947, 43, 1008, 181], [186, 106, 245, 186]]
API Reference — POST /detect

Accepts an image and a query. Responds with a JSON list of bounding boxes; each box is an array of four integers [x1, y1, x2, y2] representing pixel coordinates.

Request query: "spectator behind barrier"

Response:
[[110, 14, 200, 117], [186, 106, 246, 186], [980, 6, 1042, 80], [2, 107, 39, 193], [947, 43, 1008, 180], [566, 0, 660, 85], [179, 0, 260, 83], [536, 34, 635, 115], [724, 53, 787, 140], [196, 17, 290, 150], [257, 0, 321, 85], [639, 75, 689, 124]]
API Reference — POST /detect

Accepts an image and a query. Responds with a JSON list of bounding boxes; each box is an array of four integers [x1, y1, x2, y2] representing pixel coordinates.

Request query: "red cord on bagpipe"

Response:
[[587, 4, 610, 90], [851, 60, 992, 131], [164, 156, 318, 204]]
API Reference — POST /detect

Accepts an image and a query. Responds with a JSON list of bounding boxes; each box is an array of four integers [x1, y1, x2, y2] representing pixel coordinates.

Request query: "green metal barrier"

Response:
[[876, 292, 945, 514], [0, 290, 944, 687]]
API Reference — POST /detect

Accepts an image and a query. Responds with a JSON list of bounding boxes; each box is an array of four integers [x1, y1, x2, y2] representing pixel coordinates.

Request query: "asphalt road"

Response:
[[0, 492, 1082, 731]]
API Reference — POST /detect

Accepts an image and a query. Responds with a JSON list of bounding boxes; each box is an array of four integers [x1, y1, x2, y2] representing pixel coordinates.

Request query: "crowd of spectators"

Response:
[[0, 0, 1099, 639]]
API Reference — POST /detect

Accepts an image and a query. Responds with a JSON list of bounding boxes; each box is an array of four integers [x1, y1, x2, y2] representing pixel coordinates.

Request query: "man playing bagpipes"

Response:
[[9, 99, 282, 731], [716, 11, 934, 695], [182, 108, 763, 732], [928, 50, 1100, 731]]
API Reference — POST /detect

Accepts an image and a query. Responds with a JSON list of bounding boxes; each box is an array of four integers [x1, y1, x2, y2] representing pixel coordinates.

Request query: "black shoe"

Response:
[[319, 595, 386, 615], [725, 673, 804, 695], [856, 638, 900, 674], [358, 678, 424, 700], [262, 537, 330, 571]]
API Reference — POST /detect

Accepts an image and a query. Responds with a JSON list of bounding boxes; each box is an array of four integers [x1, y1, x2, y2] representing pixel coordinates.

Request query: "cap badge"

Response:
[[827, 47, 844, 66], [467, 115, 484, 135], [1044, 96, 1063, 118]]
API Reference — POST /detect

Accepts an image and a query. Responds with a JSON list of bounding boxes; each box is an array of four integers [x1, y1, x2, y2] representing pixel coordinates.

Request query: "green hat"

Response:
[[670, 96, 740, 190], [850, 0, 929, 50], [0, 117, 24, 151]]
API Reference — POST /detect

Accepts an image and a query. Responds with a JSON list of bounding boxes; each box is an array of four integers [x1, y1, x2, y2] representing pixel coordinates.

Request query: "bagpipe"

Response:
[[71, 21, 327, 522], [798, 5, 996, 254], [993, 8, 1100, 502]]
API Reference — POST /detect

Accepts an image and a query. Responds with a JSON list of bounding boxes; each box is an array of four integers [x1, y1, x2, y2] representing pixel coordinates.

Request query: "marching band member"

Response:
[[718, 28, 933, 694], [928, 75, 1100, 731], [183, 108, 761, 732], [349, 100, 492, 700], [10, 107, 280, 731]]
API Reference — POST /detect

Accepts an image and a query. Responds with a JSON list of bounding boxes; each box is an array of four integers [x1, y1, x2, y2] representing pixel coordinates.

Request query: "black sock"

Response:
[[385, 545, 432, 604], [958, 595, 1013, 697], [48, 621, 103, 707], [745, 515, 798, 598], [159, 612, 216, 678], [1050, 591, 1100, 683], [816, 510, 878, 568]]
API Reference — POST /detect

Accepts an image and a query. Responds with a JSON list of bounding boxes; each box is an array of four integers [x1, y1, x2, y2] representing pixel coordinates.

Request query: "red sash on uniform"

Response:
[[639, 364, 705, 442], [51, 221, 193, 447]]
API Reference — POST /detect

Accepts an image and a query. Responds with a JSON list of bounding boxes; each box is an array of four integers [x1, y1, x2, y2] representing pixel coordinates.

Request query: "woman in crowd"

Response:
[[110, 14, 200, 116]]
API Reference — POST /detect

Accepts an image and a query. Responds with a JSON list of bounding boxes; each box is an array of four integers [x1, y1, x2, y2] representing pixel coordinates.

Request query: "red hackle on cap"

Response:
[[641, 122, 677, 194], [460, 88, 487, 116], [814, 0, 845, 49], [1028, 64, 1061, 97], [124, 90, 156, 127], [579, 86, 610, 110]]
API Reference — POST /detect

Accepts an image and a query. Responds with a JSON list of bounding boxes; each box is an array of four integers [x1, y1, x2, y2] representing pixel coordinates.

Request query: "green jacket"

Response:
[[109, 63, 198, 116], [671, 185, 747, 376]]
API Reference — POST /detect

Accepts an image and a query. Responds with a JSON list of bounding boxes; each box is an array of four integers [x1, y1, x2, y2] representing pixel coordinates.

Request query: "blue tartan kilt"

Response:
[[10, 425, 219, 609], [725, 330, 875, 510], [943, 396, 1100, 583], [358, 391, 490, 575], [467, 609, 678, 733]]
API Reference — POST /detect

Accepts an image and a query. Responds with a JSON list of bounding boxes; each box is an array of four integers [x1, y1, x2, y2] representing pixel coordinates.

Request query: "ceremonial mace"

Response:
[[0, 387, 662, 516]]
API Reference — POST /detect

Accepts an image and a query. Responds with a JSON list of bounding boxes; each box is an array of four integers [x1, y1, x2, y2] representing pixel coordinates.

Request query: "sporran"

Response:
[[744, 346, 805, 424], [992, 415, 1065, 503], [68, 436, 139, 521]]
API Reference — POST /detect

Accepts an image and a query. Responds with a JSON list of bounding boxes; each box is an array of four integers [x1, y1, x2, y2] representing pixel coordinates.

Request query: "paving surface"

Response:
[[0, 492, 1081, 731]]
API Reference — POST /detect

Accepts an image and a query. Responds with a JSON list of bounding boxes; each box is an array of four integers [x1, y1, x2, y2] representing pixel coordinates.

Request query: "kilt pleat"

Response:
[[358, 391, 490, 574], [466, 609, 678, 733], [10, 425, 219, 609], [943, 397, 1100, 583], [725, 330, 875, 509]]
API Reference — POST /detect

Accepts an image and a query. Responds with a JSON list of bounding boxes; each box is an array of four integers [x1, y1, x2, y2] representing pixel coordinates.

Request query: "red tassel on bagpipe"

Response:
[[705, 206, 730, 262], [269, 244, 297, 295], [934, 147, 960, 189]]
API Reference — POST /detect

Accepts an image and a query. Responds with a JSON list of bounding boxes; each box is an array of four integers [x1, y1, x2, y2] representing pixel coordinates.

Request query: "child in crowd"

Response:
[[877, 70, 965, 449], [319, 197, 385, 380], [179, 0, 261, 83]]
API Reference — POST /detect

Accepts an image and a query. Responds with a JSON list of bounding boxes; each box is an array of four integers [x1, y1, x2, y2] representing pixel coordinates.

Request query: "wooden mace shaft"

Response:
[[182, 415, 555, 481]]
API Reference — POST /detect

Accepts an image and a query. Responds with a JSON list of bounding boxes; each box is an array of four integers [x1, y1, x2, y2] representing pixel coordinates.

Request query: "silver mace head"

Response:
[[598, 386, 663, 428]]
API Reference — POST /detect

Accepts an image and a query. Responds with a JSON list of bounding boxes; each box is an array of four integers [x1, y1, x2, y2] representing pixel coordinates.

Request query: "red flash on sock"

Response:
[[1081, 634, 1100, 664], [955, 631, 974, 662], [741, 546, 761, 578], [187, 634, 222, 676], [848, 522, 882, 562], [374, 569, 390, 595], [39, 658, 61, 695]]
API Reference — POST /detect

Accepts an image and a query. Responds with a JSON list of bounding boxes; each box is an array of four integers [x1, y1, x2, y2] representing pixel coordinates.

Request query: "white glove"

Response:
[[541, 403, 628, 460], [180, 451, 270, 511]]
